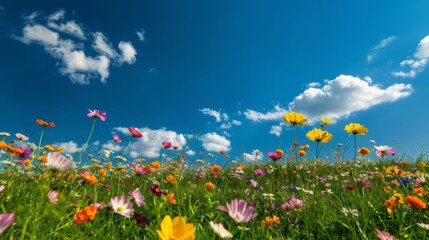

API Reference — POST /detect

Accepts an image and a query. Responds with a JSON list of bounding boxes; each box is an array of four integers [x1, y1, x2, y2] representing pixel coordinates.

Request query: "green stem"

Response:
[[36, 127, 45, 159], [316, 141, 320, 162], [354, 134, 357, 161], [79, 118, 97, 164], [293, 126, 297, 163], [121, 138, 134, 157]]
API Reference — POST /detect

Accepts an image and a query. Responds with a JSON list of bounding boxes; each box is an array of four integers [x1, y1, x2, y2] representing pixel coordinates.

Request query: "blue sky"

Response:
[[1, 1, 429, 163]]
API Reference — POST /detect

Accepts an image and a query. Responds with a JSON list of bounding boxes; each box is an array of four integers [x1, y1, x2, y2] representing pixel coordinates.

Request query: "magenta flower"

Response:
[[129, 188, 145, 207], [48, 190, 59, 204], [149, 185, 165, 197], [132, 163, 150, 176], [162, 141, 172, 149], [109, 196, 134, 218], [17, 147, 31, 160], [225, 199, 256, 223], [0, 213, 14, 235], [129, 127, 142, 138], [195, 172, 205, 179], [134, 214, 149, 228], [268, 151, 282, 161], [87, 109, 106, 121], [254, 169, 265, 176], [113, 135, 122, 143], [47, 152, 75, 171], [345, 185, 355, 191]]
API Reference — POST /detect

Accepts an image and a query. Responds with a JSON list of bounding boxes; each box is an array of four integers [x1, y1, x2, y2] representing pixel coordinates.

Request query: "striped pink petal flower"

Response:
[[129, 188, 145, 207], [0, 213, 14, 235], [110, 196, 134, 218], [47, 152, 75, 171], [87, 109, 106, 121], [226, 199, 256, 223], [113, 135, 122, 143], [129, 127, 142, 138], [48, 190, 59, 204]]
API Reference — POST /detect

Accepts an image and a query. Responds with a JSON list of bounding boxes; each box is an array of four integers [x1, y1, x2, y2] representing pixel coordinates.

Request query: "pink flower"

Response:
[[0, 213, 14, 235], [48, 190, 59, 204], [109, 196, 134, 218], [132, 163, 150, 176], [345, 185, 355, 191], [281, 195, 304, 211], [129, 188, 145, 207], [209, 221, 233, 238], [375, 228, 397, 240], [90, 203, 107, 209], [225, 199, 256, 223], [47, 152, 75, 171], [113, 135, 122, 143], [87, 109, 106, 121], [162, 141, 172, 149], [375, 146, 395, 158], [268, 152, 282, 161], [254, 169, 265, 176], [129, 127, 142, 138]]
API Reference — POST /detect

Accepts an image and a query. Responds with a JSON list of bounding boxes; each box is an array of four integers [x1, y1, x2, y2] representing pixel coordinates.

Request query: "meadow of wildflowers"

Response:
[[0, 110, 428, 239]]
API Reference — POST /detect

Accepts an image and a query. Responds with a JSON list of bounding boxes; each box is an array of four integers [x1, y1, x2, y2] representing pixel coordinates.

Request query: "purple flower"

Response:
[[316, 176, 327, 182], [134, 214, 149, 228], [162, 141, 172, 149], [149, 185, 164, 197], [129, 188, 145, 207], [195, 172, 205, 179], [345, 185, 355, 191], [254, 169, 265, 176], [17, 147, 31, 160], [87, 109, 106, 121], [248, 178, 262, 189], [0, 213, 14, 235], [225, 199, 256, 223]]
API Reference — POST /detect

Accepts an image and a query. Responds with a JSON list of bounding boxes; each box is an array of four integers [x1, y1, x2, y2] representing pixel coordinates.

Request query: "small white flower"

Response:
[[210, 221, 233, 238], [342, 207, 359, 217], [417, 223, 429, 230]]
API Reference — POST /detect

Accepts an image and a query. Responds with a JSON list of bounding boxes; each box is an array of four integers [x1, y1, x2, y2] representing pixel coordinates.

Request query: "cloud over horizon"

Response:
[[15, 9, 137, 84], [367, 36, 396, 63]]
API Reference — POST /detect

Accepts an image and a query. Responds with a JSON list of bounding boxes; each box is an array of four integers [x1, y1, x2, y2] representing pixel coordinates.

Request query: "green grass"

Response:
[[0, 155, 428, 239]]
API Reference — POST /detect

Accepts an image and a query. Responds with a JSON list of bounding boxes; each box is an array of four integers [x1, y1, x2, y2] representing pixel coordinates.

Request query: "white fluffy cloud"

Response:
[[199, 108, 229, 122], [114, 127, 187, 158], [55, 141, 80, 154], [269, 125, 283, 137], [243, 150, 264, 162], [102, 142, 123, 152], [244, 104, 286, 122], [367, 36, 396, 63], [199, 132, 231, 152], [393, 35, 429, 78], [290, 74, 412, 123], [186, 150, 195, 156], [15, 9, 137, 84]]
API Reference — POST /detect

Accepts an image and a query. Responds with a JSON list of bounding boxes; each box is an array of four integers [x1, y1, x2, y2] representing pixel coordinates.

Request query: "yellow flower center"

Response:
[[117, 206, 124, 212]]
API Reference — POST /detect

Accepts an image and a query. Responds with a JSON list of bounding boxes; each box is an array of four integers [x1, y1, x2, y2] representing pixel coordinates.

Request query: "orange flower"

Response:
[[166, 174, 175, 183], [414, 187, 425, 197], [119, 169, 127, 174], [36, 119, 55, 127], [297, 150, 306, 157], [22, 159, 31, 166], [98, 169, 107, 176], [166, 192, 177, 204], [357, 147, 370, 155], [205, 182, 215, 191], [73, 206, 98, 224], [173, 145, 179, 150], [300, 144, 310, 151], [406, 196, 427, 209], [80, 172, 98, 184], [211, 165, 222, 174], [220, 150, 226, 155], [150, 161, 161, 169], [400, 162, 409, 167], [261, 215, 281, 229]]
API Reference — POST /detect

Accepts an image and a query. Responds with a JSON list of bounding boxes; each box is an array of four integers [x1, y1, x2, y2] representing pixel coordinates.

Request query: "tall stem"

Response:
[[121, 138, 134, 157], [293, 126, 297, 163], [353, 134, 357, 161], [36, 127, 46, 159], [315, 141, 320, 162], [79, 118, 97, 163]]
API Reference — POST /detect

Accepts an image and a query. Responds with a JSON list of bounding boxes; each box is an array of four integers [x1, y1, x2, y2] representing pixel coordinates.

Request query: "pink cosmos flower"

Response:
[[109, 196, 134, 218], [268, 151, 282, 161], [162, 141, 172, 149], [254, 169, 265, 176], [87, 109, 106, 121], [113, 135, 122, 143], [282, 195, 305, 211], [129, 127, 142, 138], [225, 199, 256, 223], [375, 146, 395, 158], [129, 188, 145, 207], [0, 213, 14, 235], [132, 163, 150, 176], [48, 190, 59, 204], [375, 228, 397, 240], [47, 152, 75, 171]]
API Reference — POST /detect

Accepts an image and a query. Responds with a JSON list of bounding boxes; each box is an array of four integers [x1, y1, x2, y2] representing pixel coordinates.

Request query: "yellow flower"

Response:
[[261, 215, 281, 229], [320, 116, 332, 125], [157, 215, 195, 240], [284, 112, 308, 126], [344, 123, 368, 135], [306, 129, 333, 143]]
